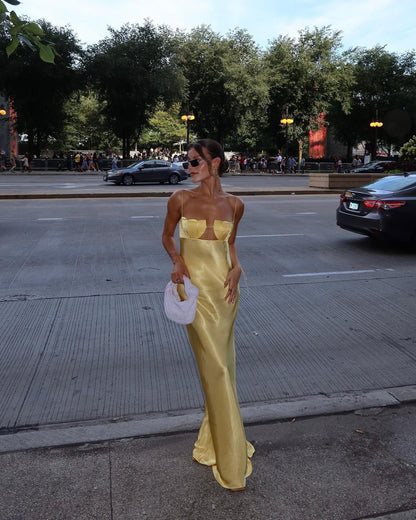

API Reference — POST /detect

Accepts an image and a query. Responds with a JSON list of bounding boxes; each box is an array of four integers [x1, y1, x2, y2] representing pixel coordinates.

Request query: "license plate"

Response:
[[349, 202, 359, 210]]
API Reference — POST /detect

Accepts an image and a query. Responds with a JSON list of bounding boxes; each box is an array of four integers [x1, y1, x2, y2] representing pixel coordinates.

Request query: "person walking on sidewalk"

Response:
[[162, 138, 254, 491], [9, 153, 16, 172]]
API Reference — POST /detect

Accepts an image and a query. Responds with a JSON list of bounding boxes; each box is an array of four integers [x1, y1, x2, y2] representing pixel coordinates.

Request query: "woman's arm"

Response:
[[162, 191, 190, 283], [224, 197, 244, 303]]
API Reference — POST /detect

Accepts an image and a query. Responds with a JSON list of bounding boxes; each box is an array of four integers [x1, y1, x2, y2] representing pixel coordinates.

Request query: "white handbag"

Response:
[[164, 276, 199, 325]]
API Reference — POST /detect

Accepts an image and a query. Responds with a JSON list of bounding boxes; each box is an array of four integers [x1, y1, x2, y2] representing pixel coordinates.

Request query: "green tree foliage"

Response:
[[60, 92, 120, 152], [139, 102, 187, 150], [328, 46, 416, 159], [85, 21, 185, 158], [179, 26, 267, 150], [263, 26, 353, 154], [0, 0, 58, 62], [0, 20, 83, 155], [400, 135, 416, 160]]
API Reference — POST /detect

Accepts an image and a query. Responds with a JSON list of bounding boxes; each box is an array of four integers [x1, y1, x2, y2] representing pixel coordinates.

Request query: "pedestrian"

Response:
[[281, 157, 286, 174], [112, 154, 118, 169], [290, 156, 297, 173], [0, 149, 6, 171], [337, 157, 343, 173], [162, 138, 254, 491], [276, 153, 282, 172], [74, 152, 82, 172], [9, 152, 16, 172], [22, 153, 29, 172], [300, 157, 306, 174]]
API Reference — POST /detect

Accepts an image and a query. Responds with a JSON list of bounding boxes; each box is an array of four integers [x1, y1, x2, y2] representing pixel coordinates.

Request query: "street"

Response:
[[1, 194, 415, 433], [0, 172, 311, 196]]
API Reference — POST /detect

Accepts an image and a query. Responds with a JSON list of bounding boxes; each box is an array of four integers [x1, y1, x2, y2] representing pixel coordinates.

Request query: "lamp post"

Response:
[[370, 110, 383, 160], [181, 113, 195, 150], [280, 114, 294, 172], [0, 103, 9, 162]]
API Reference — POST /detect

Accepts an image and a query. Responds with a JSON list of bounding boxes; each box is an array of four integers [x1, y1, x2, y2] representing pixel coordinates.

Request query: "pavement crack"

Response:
[[13, 299, 63, 428]]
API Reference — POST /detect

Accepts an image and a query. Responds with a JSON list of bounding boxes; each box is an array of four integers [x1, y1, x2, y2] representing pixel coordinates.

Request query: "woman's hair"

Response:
[[189, 139, 229, 176]]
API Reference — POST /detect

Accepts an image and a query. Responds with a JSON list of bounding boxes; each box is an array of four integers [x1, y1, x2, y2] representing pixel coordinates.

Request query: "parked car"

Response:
[[336, 172, 416, 243], [347, 160, 396, 173], [103, 160, 188, 186]]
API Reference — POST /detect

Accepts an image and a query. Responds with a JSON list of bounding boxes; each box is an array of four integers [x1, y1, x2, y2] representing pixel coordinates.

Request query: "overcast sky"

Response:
[[18, 0, 415, 54]]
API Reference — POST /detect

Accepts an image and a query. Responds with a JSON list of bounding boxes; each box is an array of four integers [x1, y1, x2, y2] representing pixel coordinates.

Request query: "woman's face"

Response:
[[188, 146, 220, 183], [187, 147, 210, 183]]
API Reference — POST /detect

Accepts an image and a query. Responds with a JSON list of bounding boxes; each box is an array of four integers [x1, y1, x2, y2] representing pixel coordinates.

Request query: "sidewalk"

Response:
[[1, 401, 415, 520]]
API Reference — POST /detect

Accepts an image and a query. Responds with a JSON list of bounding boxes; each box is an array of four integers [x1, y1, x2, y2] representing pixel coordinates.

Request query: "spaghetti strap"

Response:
[[181, 191, 184, 217]]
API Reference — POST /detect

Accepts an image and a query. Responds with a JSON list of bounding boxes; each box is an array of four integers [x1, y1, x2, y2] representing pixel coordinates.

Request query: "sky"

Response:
[[16, 0, 416, 54]]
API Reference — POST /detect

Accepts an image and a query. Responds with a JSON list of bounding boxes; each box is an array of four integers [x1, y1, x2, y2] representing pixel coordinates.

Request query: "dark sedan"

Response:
[[336, 173, 416, 243], [348, 160, 395, 173], [103, 160, 188, 186]]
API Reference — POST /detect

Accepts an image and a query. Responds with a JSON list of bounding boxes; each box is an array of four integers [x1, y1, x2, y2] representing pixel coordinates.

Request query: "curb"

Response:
[[1, 385, 415, 454]]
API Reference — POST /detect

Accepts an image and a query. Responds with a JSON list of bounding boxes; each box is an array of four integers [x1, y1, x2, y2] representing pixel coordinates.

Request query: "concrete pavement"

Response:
[[1, 401, 416, 519], [0, 172, 415, 519]]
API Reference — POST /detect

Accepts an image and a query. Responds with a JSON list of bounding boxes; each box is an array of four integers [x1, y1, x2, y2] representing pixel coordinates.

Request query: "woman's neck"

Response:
[[196, 175, 223, 198]]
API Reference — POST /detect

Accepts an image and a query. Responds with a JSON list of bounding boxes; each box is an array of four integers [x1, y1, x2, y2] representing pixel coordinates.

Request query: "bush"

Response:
[[399, 136, 416, 160]]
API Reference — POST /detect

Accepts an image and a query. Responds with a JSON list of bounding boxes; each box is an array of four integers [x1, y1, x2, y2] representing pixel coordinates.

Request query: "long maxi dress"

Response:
[[178, 212, 255, 490]]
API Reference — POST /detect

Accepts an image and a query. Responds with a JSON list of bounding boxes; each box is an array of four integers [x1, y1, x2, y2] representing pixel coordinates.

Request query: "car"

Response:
[[336, 172, 416, 243], [348, 160, 396, 173], [103, 160, 188, 186]]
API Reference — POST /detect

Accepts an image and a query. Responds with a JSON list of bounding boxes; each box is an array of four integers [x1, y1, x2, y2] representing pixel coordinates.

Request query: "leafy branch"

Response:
[[0, 0, 58, 63]]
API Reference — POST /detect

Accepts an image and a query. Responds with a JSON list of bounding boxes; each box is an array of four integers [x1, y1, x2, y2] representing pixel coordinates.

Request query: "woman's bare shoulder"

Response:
[[225, 193, 244, 210]]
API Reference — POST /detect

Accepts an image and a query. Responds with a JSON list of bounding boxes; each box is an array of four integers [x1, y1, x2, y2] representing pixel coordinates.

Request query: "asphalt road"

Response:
[[1, 194, 415, 436], [0, 172, 312, 196]]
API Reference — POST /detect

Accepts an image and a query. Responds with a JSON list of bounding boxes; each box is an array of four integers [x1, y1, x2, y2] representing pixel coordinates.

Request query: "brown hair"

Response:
[[188, 139, 229, 176]]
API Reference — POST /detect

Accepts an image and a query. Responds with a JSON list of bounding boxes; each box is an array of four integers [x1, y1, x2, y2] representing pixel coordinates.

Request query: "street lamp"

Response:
[[369, 111, 383, 160], [181, 113, 195, 150], [280, 114, 294, 172]]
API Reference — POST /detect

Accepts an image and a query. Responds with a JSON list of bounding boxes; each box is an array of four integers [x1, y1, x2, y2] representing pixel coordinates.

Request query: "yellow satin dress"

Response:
[[178, 216, 254, 490]]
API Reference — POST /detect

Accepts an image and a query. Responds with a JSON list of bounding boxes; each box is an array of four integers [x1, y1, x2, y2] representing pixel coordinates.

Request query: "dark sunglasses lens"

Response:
[[183, 162, 189, 169], [190, 159, 200, 167]]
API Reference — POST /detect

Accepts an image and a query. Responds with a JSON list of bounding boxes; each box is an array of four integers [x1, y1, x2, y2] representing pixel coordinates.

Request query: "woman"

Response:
[[162, 139, 254, 491]]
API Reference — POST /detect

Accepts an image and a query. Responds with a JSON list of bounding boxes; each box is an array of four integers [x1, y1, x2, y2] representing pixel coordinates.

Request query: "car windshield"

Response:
[[359, 161, 384, 169], [126, 161, 143, 169], [364, 175, 416, 192]]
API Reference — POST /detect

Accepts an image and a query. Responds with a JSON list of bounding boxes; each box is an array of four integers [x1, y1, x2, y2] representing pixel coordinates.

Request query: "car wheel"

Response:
[[123, 174, 134, 186], [169, 173, 180, 185]]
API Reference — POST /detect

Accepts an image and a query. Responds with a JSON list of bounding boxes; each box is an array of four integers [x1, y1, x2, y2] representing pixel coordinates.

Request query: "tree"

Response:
[[400, 135, 416, 160], [85, 21, 185, 158], [263, 26, 353, 156], [0, 0, 58, 62], [328, 46, 416, 159], [0, 20, 83, 156], [139, 102, 187, 150], [179, 26, 267, 150], [59, 91, 120, 152], [223, 28, 269, 151]]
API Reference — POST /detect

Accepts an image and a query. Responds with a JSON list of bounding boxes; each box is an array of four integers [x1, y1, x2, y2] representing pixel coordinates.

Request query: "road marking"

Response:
[[238, 233, 304, 238], [282, 269, 394, 278], [130, 215, 158, 219], [37, 218, 64, 221], [296, 212, 317, 215]]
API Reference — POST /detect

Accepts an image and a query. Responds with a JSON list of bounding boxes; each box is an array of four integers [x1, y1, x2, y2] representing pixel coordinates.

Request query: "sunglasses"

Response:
[[183, 158, 203, 169]]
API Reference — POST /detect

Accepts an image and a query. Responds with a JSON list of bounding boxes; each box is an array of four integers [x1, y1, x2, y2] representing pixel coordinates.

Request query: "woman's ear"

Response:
[[211, 156, 221, 171]]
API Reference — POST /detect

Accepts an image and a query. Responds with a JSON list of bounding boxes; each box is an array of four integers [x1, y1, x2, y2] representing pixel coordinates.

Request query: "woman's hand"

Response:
[[171, 256, 190, 284], [224, 266, 242, 304]]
